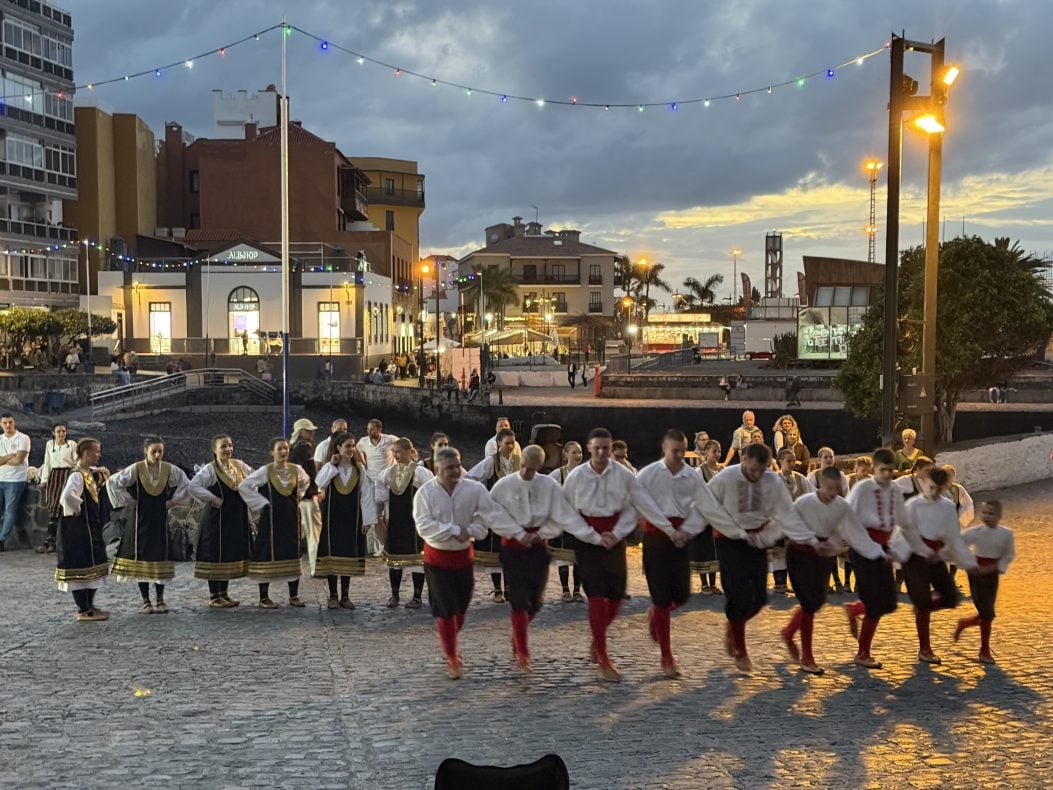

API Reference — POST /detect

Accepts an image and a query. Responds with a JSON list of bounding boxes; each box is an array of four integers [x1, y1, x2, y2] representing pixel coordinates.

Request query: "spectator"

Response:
[[771, 414, 800, 452], [165, 359, 176, 375], [0, 413, 30, 551], [261, 359, 274, 381], [785, 375, 802, 407], [109, 356, 122, 383], [718, 375, 732, 401], [256, 357, 267, 376], [63, 347, 80, 374], [125, 350, 138, 379], [370, 368, 385, 386], [567, 362, 578, 389], [723, 410, 758, 466], [467, 369, 480, 401]]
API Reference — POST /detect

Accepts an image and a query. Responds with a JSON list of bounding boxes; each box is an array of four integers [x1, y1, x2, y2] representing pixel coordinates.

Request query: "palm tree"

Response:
[[681, 274, 724, 309], [633, 261, 671, 321], [479, 266, 519, 329]]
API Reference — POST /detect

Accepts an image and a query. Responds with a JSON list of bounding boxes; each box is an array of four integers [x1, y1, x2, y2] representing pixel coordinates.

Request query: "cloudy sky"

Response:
[[68, 0, 1052, 302]]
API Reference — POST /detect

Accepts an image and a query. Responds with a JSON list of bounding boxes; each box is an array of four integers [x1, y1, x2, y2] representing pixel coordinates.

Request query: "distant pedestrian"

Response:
[[785, 376, 802, 407], [0, 413, 31, 551], [568, 362, 577, 389], [718, 375, 732, 400]]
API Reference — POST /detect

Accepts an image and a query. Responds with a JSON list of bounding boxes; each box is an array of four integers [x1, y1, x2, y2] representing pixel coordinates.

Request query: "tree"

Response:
[[737, 286, 762, 307], [835, 236, 1053, 444], [47, 309, 116, 364], [477, 266, 519, 330], [680, 274, 724, 309], [631, 261, 671, 321], [0, 307, 57, 364]]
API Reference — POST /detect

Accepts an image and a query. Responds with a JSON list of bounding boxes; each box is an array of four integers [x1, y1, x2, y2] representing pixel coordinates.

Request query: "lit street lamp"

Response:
[[626, 324, 638, 370], [730, 248, 743, 304]]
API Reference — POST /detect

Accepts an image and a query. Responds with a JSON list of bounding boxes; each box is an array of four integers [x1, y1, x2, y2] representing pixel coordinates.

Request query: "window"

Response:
[[589, 264, 602, 284], [2, 72, 44, 115], [522, 264, 537, 282], [589, 291, 602, 309], [318, 301, 340, 353], [553, 292, 567, 312], [189, 170, 200, 193], [190, 213, 200, 230], [551, 264, 566, 281], [385, 210, 395, 231], [815, 287, 834, 307], [228, 287, 260, 354], [149, 302, 172, 354], [5, 134, 44, 169], [415, 180, 424, 199], [851, 286, 871, 306], [3, 18, 43, 58], [46, 257, 76, 282], [384, 178, 395, 195], [43, 91, 73, 122], [44, 145, 75, 176]]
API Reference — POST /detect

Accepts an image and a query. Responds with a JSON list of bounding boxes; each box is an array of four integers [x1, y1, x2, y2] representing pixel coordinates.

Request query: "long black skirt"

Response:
[[967, 571, 998, 621], [500, 544, 550, 615], [425, 563, 474, 619], [851, 550, 898, 619], [903, 554, 959, 612], [689, 526, 719, 575], [716, 537, 768, 621], [642, 531, 691, 608], [786, 545, 835, 614], [575, 540, 627, 600]]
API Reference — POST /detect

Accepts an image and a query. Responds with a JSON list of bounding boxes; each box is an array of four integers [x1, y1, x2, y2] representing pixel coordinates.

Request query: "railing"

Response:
[[365, 186, 425, 206], [522, 302, 569, 314], [633, 347, 696, 371], [0, 217, 78, 241], [588, 276, 603, 285], [514, 273, 580, 284], [90, 368, 277, 416], [588, 304, 604, 313]]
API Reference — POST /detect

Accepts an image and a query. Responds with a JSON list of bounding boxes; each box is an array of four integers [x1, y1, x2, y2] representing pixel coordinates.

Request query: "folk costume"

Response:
[[772, 471, 815, 592], [548, 465, 583, 601], [188, 458, 254, 606], [376, 461, 434, 608], [843, 477, 910, 668], [561, 460, 672, 682], [55, 467, 110, 619], [688, 463, 721, 594], [957, 523, 1015, 663], [238, 463, 310, 607], [107, 461, 190, 612], [635, 459, 717, 677], [412, 475, 507, 679], [466, 451, 520, 600], [38, 437, 77, 552], [902, 495, 977, 663], [489, 470, 589, 670], [314, 459, 378, 608], [782, 492, 885, 673]]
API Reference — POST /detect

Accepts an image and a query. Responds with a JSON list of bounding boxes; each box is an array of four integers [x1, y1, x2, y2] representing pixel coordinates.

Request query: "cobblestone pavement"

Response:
[[2, 480, 1051, 789]]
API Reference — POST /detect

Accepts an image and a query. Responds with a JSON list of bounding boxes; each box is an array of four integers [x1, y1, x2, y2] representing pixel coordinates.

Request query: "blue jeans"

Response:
[[0, 481, 27, 543]]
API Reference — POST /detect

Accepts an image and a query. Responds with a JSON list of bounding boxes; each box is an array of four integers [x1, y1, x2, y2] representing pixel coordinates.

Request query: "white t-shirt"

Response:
[[0, 430, 31, 483]]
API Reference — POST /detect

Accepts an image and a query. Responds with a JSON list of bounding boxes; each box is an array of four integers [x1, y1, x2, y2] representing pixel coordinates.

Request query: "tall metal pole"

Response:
[[434, 262, 440, 384], [280, 19, 291, 435], [919, 39, 945, 454], [881, 35, 905, 445]]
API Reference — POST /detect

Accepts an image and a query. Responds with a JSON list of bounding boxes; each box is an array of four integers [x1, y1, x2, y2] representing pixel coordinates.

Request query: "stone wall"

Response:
[[936, 432, 1053, 492], [289, 381, 495, 430]]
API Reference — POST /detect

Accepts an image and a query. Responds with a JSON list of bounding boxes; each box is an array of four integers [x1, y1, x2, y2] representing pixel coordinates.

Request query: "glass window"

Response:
[[383, 178, 395, 194], [551, 264, 566, 280], [228, 287, 260, 354], [833, 286, 853, 306], [815, 287, 834, 307], [385, 210, 395, 231], [189, 171, 200, 193], [589, 291, 602, 307], [318, 301, 340, 353], [851, 286, 871, 306], [149, 302, 172, 354], [553, 292, 567, 312]]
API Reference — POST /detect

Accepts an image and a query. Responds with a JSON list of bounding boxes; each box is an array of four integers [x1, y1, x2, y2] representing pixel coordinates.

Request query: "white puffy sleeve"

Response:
[[60, 470, 85, 516], [105, 464, 138, 509], [237, 466, 271, 517]]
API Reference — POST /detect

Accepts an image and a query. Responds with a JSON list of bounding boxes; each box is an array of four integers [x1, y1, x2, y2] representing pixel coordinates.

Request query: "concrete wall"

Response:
[[936, 432, 1053, 492]]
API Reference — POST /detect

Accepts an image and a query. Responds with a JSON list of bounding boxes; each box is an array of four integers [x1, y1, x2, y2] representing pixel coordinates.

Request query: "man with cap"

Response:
[[289, 417, 321, 575], [313, 418, 349, 465]]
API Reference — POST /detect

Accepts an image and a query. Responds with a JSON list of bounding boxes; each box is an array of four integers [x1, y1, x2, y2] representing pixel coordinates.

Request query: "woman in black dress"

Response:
[[420, 432, 449, 474], [55, 438, 110, 621], [377, 437, 434, 608], [689, 439, 723, 595]]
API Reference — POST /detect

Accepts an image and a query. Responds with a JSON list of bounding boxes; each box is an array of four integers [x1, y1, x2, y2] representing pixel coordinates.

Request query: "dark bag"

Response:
[[168, 522, 193, 561]]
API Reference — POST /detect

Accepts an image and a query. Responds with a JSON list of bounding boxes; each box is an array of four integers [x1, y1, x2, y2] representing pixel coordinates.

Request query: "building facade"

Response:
[[0, 0, 77, 308]]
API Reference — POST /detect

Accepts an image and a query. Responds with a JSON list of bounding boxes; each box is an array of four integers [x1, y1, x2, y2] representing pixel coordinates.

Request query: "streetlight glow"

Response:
[[942, 65, 960, 86], [865, 160, 883, 172], [914, 113, 946, 134]]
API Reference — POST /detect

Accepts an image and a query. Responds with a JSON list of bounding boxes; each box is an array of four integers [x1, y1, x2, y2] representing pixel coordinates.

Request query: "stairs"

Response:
[[89, 368, 277, 418]]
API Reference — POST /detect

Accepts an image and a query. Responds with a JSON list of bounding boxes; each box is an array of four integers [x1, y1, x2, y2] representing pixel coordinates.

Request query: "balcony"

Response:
[[523, 300, 568, 314], [588, 275, 603, 285], [588, 303, 604, 313], [339, 189, 369, 222], [514, 273, 580, 285], [0, 217, 78, 242], [366, 186, 425, 208]]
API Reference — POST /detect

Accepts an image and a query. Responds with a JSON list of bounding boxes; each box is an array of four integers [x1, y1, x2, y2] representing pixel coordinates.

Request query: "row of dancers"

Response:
[[52, 422, 1015, 681]]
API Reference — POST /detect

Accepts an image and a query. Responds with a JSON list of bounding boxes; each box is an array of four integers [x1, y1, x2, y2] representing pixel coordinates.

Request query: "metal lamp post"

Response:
[[418, 261, 430, 388]]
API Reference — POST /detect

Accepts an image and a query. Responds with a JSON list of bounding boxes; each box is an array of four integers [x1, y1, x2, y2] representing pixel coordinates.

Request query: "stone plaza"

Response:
[[1, 478, 1051, 789]]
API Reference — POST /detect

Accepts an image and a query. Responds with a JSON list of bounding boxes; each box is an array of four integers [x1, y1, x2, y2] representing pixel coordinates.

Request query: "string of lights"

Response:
[[0, 20, 887, 112]]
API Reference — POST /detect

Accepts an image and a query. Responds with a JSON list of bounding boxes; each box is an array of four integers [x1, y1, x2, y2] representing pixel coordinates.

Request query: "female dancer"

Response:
[[315, 432, 378, 609], [377, 437, 434, 608], [37, 422, 77, 554], [420, 432, 449, 474], [106, 436, 190, 613], [238, 437, 310, 609], [188, 434, 254, 607], [690, 439, 723, 594], [55, 438, 110, 621], [548, 440, 584, 602]]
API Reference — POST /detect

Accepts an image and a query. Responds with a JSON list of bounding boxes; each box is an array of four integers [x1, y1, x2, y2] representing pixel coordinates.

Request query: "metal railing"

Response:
[[633, 348, 696, 371], [90, 368, 276, 416]]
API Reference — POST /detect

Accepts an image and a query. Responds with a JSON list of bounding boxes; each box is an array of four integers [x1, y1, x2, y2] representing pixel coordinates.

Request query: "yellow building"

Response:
[[353, 157, 424, 265]]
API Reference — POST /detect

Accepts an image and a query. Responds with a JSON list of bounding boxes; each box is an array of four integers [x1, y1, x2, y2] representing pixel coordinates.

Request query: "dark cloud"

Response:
[[66, 0, 1053, 292]]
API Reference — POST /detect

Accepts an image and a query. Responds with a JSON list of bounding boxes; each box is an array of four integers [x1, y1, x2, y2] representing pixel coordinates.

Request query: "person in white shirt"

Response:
[[723, 410, 758, 467], [312, 419, 349, 464], [942, 464, 975, 588], [106, 436, 191, 613], [956, 499, 1016, 664], [37, 422, 77, 553], [806, 447, 849, 496], [238, 438, 311, 609], [783, 468, 886, 675], [704, 442, 827, 673], [466, 427, 520, 602], [413, 446, 508, 680], [611, 440, 637, 475], [0, 413, 31, 551], [483, 417, 523, 459], [773, 448, 815, 594], [843, 447, 909, 669], [901, 467, 978, 665], [489, 445, 590, 671], [549, 441, 584, 602], [356, 419, 398, 555], [636, 429, 731, 678], [561, 427, 673, 682]]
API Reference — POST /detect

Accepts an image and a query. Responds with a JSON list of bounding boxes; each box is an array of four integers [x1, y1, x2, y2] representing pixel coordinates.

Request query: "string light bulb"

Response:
[[670, 102, 678, 110], [796, 78, 805, 87], [185, 59, 193, 69], [155, 69, 161, 77], [536, 99, 544, 107], [500, 95, 508, 102], [320, 41, 328, 51], [394, 68, 401, 76], [357, 56, 364, 64], [826, 68, 834, 78], [703, 99, 710, 107], [637, 104, 644, 112]]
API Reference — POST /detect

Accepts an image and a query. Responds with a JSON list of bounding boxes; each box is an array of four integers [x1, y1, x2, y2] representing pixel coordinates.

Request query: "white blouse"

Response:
[[39, 439, 78, 485], [237, 464, 310, 517], [562, 460, 671, 541], [187, 460, 255, 503], [792, 492, 885, 560], [373, 462, 434, 505], [314, 462, 378, 525], [705, 465, 818, 548], [489, 472, 592, 543], [411, 476, 507, 551], [106, 462, 190, 509]]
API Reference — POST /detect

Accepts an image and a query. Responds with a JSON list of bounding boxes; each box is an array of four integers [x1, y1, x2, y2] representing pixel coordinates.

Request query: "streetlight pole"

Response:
[[864, 160, 883, 264], [881, 36, 905, 446], [418, 261, 429, 388], [731, 248, 742, 305]]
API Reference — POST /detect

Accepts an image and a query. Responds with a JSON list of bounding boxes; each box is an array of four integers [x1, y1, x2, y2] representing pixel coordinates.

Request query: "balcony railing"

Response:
[[340, 190, 369, 222], [366, 186, 425, 207], [0, 217, 78, 241], [523, 301, 569, 314], [588, 275, 603, 285], [588, 303, 604, 313], [514, 273, 580, 284]]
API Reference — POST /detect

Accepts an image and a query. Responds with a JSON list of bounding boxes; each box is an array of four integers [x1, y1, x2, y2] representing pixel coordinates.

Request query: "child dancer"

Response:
[[55, 438, 110, 621], [377, 437, 433, 608], [549, 441, 584, 602], [956, 500, 1015, 664]]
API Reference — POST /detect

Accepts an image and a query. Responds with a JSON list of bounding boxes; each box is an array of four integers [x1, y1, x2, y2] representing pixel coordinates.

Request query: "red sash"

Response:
[[922, 537, 945, 552], [976, 556, 999, 567], [715, 523, 766, 540], [643, 516, 684, 537], [500, 527, 545, 552], [583, 514, 619, 534], [423, 543, 474, 570], [866, 528, 890, 547], [789, 537, 828, 556]]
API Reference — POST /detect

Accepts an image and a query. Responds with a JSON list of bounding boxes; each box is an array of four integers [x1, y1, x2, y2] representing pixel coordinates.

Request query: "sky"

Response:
[[66, 0, 1053, 304]]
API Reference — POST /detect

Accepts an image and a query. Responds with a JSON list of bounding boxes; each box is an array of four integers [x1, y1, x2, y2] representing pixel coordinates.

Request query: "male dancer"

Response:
[[489, 445, 591, 671], [413, 446, 507, 679], [562, 428, 672, 682]]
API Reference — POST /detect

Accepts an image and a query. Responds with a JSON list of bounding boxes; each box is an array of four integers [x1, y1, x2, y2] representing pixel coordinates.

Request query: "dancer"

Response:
[[806, 447, 848, 495], [773, 448, 814, 594], [36, 422, 77, 554], [187, 435, 254, 607], [376, 437, 433, 609], [490, 445, 590, 671], [782, 468, 886, 674], [466, 427, 519, 602], [690, 439, 723, 595], [562, 427, 673, 682], [956, 500, 1015, 664], [483, 417, 522, 457], [893, 456, 934, 499], [611, 440, 637, 474], [413, 446, 507, 679], [54, 438, 110, 621], [943, 464, 976, 587], [902, 467, 977, 664], [420, 432, 449, 474], [238, 438, 310, 609], [841, 456, 872, 593], [106, 436, 190, 614], [549, 440, 584, 602], [636, 430, 721, 678], [704, 442, 827, 672], [843, 448, 907, 668], [315, 432, 378, 610]]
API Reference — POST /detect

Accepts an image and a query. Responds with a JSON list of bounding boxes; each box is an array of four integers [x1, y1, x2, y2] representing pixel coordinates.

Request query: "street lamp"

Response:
[[730, 248, 742, 304], [418, 261, 431, 387], [626, 324, 637, 370], [864, 160, 883, 264]]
